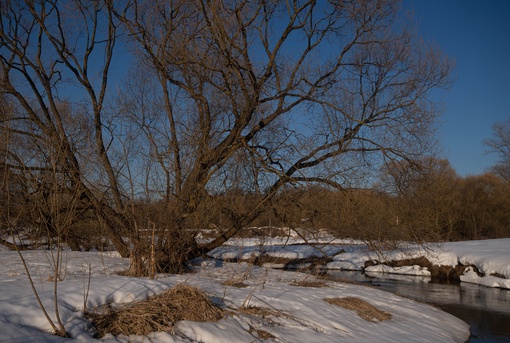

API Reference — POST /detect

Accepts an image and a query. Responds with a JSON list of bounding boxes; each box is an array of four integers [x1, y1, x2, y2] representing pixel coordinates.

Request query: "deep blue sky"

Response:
[[402, 0, 510, 176], [107, 1, 508, 178]]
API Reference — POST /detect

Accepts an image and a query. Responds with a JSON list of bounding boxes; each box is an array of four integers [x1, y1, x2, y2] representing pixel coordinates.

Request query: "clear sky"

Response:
[[402, 0, 510, 176]]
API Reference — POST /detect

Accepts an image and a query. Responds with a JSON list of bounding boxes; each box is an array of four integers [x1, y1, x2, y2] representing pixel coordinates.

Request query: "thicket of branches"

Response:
[[323, 159, 510, 242], [0, 0, 462, 275]]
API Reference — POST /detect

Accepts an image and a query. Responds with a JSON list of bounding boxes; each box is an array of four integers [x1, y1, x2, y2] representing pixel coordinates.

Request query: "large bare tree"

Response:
[[1, 0, 453, 275], [114, 0, 453, 261]]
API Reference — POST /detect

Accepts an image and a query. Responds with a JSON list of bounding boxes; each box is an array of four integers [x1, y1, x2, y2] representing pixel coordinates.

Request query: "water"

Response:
[[326, 271, 510, 342]]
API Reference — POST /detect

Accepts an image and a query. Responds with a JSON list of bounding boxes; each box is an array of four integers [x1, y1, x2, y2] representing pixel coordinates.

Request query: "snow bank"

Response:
[[0, 250, 470, 342], [430, 239, 510, 277], [327, 239, 510, 289], [211, 238, 510, 289], [460, 266, 510, 288], [365, 264, 431, 276]]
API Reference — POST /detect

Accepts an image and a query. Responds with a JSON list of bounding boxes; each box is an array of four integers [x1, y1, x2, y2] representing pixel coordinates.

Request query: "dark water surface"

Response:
[[325, 271, 510, 342]]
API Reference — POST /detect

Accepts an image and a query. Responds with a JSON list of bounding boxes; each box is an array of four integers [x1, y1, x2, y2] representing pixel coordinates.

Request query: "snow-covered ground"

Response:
[[211, 237, 510, 289], [334, 238, 510, 289], [0, 243, 472, 343]]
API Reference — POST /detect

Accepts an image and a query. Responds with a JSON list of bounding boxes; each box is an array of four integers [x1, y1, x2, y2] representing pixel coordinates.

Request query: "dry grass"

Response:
[[290, 279, 328, 288], [222, 279, 249, 288], [88, 284, 224, 337], [324, 297, 392, 322], [238, 306, 281, 318]]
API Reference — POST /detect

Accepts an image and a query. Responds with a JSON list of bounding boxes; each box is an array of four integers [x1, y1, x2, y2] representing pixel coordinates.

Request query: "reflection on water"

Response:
[[326, 271, 510, 343]]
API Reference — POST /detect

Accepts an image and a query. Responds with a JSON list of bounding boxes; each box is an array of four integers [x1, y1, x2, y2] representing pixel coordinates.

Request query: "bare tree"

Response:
[[114, 0, 453, 266], [2, 0, 453, 275], [457, 173, 510, 240], [485, 118, 510, 181], [377, 157, 461, 241]]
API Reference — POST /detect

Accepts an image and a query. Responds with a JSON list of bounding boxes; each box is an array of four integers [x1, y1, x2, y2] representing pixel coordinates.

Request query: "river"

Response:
[[325, 271, 510, 342]]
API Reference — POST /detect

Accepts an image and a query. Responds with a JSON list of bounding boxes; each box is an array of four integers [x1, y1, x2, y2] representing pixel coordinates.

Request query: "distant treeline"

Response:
[[249, 159, 510, 243], [2, 158, 508, 251]]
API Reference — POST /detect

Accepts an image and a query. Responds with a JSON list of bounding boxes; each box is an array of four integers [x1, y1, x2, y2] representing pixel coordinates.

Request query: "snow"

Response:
[[208, 243, 344, 261], [364, 264, 431, 276], [430, 239, 510, 277], [460, 266, 510, 288], [0, 242, 474, 343], [214, 237, 510, 289], [329, 238, 510, 289]]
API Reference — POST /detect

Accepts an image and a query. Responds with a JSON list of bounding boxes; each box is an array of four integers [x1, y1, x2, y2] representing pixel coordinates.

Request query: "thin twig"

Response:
[[12, 232, 61, 335]]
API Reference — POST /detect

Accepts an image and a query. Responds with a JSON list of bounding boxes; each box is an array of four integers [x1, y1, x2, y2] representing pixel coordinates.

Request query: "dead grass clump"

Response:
[[290, 279, 328, 288], [238, 306, 281, 318], [88, 284, 224, 337], [324, 297, 391, 322], [222, 279, 249, 288]]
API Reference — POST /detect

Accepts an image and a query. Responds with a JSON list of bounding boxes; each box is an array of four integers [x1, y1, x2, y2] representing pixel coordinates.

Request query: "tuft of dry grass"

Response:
[[222, 279, 249, 288], [290, 279, 328, 288], [324, 297, 391, 322], [238, 306, 281, 318], [88, 284, 224, 337]]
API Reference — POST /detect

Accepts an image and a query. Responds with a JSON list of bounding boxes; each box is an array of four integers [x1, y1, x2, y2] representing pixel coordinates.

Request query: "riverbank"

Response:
[[0, 247, 470, 342], [211, 238, 510, 289], [331, 238, 510, 289]]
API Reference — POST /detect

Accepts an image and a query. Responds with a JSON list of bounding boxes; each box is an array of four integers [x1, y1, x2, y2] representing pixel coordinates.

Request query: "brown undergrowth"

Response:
[[87, 284, 224, 337], [324, 297, 392, 322]]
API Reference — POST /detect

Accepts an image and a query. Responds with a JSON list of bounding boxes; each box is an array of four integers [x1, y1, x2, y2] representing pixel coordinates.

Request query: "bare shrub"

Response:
[[324, 297, 391, 322], [88, 284, 224, 337]]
